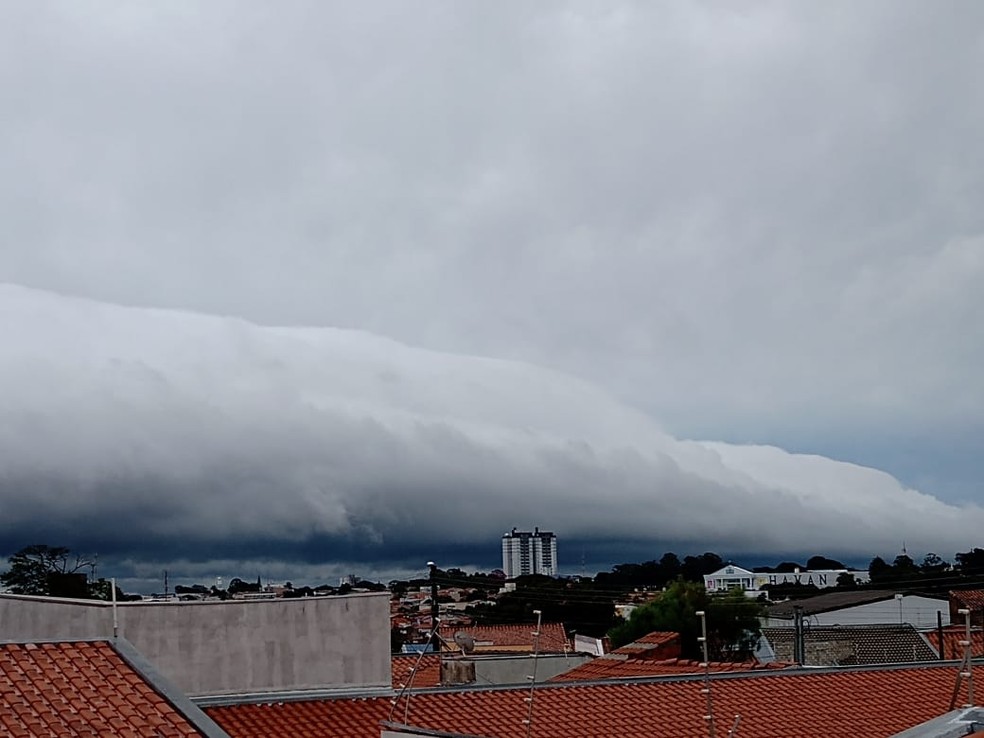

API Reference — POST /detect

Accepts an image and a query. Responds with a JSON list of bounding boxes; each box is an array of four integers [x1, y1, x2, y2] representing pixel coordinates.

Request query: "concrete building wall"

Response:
[[765, 595, 950, 629], [0, 592, 390, 697], [473, 652, 588, 685]]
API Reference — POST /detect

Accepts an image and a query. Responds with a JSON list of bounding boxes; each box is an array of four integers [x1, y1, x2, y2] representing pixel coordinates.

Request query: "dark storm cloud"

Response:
[[1, 286, 981, 579], [0, 2, 982, 580]]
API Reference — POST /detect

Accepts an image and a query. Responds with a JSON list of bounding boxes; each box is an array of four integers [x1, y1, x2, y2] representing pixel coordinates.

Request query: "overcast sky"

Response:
[[1, 2, 982, 586]]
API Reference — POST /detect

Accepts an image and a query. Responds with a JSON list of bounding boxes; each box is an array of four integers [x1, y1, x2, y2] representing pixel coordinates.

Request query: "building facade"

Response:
[[704, 564, 871, 596], [501, 528, 557, 578]]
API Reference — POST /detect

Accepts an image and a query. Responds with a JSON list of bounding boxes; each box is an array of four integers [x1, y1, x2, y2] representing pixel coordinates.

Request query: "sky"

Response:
[[1, 1, 982, 590]]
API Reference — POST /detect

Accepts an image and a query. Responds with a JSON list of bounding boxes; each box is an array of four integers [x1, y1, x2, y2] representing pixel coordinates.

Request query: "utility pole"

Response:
[[428, 561, 439, 652], [793, 606, 805, 666], [697, 610, 716, 738]]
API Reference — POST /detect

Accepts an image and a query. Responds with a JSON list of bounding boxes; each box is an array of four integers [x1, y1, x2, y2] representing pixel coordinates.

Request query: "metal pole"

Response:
[[938, 610, 945, 661], [697, 610, 716, 738], [428, 562, 439, 652], [111, 577, 119, 639], [966, 608, 975, 706]]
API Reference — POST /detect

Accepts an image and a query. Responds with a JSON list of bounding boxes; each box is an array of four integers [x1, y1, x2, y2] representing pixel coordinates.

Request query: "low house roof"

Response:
[[766, 589, 941, 618], [206, 663, 984, 738], [922, 626, 984, 661], [392, 654, 443, 689], [436, 623, 568, 653], [0, 639, 227, 737], [548, 656, 786, 682], [761, 625, 938, 665], [949, 590, 984, 611], [610, 630, 678, 657]]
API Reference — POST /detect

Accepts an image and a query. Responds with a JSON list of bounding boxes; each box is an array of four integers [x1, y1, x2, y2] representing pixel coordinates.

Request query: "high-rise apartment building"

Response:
[[501, 527, 558, 578]]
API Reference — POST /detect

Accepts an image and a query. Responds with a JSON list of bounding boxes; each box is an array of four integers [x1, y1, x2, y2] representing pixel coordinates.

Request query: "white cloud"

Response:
[[1, 285, 980, 568]]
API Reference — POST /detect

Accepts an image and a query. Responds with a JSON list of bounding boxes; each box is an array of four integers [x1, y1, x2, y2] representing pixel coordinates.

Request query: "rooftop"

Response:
[[549, 656, 784, 682], [206, 662, 984, 738], [436, 623, 569, 654], [923, 626, 984, 661], [0, 640, 225, 738], [762, 625, 939, 665], [766, 589, 936, 618]]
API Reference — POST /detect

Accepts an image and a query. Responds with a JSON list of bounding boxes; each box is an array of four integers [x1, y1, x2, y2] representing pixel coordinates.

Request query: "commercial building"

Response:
[[704, 563, 871, 595], [501, 527, 557, 578]]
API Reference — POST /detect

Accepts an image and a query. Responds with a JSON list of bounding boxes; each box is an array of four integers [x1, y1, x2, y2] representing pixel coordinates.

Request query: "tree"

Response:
[[868, 556, 892, 584], [807, 556, 846, 570], [836, 572, 858, 589], [0, 545, 94, 596], [607, 580, 764, 661]]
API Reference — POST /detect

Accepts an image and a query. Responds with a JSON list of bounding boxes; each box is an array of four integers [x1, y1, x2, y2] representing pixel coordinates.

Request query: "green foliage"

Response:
[[0, 545, 93, 596], [467, 574, 617, 637], [608, 580, 764, 661]]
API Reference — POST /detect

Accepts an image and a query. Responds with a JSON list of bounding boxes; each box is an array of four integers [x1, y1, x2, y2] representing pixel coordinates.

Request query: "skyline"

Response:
[[1, 2, 982, 585]]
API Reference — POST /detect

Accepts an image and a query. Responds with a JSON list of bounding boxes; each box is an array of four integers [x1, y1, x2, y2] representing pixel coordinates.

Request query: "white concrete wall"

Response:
[[0, 592, 390, 697], [766, 596, 949, 629]]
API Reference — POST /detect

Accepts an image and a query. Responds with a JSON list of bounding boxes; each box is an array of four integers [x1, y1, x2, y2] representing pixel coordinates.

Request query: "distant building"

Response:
[[703, 563, 871, 596], [501, 527, 557, 578]]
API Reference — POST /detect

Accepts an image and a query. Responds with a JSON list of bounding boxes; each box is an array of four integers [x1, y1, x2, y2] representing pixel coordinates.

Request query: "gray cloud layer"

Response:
[[0, 3, 982, 576], [1, 285, 980, 573], [1, 3, 983, 494]]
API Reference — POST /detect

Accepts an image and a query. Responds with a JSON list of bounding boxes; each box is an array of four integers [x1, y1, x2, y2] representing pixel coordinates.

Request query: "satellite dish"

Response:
[[454, 631, 476, 655]]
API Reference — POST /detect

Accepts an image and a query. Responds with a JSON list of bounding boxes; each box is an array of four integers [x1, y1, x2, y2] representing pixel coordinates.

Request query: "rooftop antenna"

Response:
[[389, 616, 442, 725], [522, 609, 544, 738], [697, 610, 717, 738], [949, 608, 975, 710]]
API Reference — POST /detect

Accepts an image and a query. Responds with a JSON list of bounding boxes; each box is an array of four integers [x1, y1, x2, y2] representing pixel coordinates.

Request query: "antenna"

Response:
[[522, 609, 543, 738], [389, 617, 442, 725], [949, 608, 975, 710], [697, 610, 717, 738], [726, 714, 741, 738]]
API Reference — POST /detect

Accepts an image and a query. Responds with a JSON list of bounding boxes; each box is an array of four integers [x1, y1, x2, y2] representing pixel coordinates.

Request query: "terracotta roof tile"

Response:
[[392, 654, 443, 689], [437, 623, 569, 653], [0, 641, 207, 737], [549, 656, 784, 682], [207, 663, 984, 738], [923, 625, 984, 660], [950, 590, 984, 611], [610, 630, 681, 658]]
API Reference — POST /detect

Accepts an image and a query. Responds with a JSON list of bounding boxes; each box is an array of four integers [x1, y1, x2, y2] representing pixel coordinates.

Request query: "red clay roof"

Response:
[[549, 656, 785, 682], [923, 626, 984, 660], [610, 630, 680, 658], [437, 623, 568, 653], [392, 654, 442, 689], [207, 663, 984, 738], [950, 590, 984, 611], [0, 640, 206, 738]]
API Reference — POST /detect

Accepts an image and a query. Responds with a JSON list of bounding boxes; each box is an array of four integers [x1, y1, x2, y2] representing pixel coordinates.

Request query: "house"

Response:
[[760, 625, 939, 666], [764, 589, 949, 628], [0, 590, 391, 697], [0, 639, 228, 737], [205, 662, 984, 738]]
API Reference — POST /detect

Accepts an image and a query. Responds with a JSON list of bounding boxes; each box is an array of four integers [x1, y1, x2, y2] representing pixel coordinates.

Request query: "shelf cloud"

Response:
[[1, 284, 979, 579]]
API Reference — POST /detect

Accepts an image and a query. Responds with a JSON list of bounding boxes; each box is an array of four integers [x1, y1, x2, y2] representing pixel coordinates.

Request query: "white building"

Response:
[[704, 564, 871, 595], [765, 590, 949, 629], [501, 527, 557, 578]]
